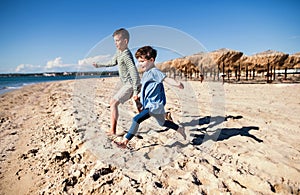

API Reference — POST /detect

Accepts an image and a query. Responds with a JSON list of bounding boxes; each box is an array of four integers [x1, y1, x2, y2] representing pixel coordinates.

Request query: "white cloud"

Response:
[[15, 64, 25, 72], [15, 64, 43, 73], [45, 57, 64, 69], [15, 57, 76, 73], [14, 55, 116, 73], [15, 57, 73, 73], [44, 57, 80, 72]]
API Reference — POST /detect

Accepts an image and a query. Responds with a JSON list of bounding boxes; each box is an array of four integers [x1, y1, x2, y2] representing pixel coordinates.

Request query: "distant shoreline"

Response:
[[0, 72, 119, 95], [0, 71, 119, 77]]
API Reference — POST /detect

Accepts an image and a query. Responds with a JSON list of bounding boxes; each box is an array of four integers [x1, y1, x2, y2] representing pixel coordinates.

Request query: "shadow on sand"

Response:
[[181, 115, 263, 145], [131, 115, 262, 149]]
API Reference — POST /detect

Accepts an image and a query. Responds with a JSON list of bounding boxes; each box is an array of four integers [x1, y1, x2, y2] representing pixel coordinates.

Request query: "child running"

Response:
[[115, 46, 186, 148], [93, 28, 141, 136]]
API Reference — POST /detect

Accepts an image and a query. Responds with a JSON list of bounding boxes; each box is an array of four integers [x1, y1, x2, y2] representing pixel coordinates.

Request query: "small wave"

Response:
[[0, 85, 25, 95], [5, 86, 23, 89]]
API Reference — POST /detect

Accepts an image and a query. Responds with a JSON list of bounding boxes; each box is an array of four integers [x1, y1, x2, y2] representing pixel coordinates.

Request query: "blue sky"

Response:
[[0, 0, 299, 73]]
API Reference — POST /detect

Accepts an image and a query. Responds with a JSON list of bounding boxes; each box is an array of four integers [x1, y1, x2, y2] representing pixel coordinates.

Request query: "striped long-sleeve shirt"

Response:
[[96, 48, 141, 96]]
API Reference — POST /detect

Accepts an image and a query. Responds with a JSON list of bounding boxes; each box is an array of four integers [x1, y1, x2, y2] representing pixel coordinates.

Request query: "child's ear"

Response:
[[124, 38, 129, 44]]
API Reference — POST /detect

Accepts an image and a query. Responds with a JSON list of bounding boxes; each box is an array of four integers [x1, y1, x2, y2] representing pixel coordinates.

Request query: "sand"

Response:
[[0, 77, 299, 194]]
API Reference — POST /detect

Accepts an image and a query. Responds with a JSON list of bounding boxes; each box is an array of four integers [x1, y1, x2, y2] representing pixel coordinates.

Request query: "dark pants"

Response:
[[125, 109, 179, 140]]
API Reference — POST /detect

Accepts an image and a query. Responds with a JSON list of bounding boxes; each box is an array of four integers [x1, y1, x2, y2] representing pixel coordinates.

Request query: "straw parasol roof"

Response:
[[246, 50, 288, 70], [283, 53, 300, 69], [157, 49, 300, 74]]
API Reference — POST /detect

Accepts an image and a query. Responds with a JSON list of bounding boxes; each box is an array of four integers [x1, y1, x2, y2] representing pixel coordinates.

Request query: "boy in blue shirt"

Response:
[[115, 46, 186, 148]]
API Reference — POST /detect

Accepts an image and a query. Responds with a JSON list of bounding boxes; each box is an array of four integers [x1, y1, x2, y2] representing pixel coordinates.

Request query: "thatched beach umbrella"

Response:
[[209, 48, 244, 82], [248, 50, 289, 70], [283, 53, 300, 69], [241, 50, 288, 82], [159, 60, 172, 72], [210, 48, 243, 67]]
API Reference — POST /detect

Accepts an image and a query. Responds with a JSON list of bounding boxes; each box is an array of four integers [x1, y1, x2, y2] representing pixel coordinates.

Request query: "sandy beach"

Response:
[[0, 77, 299, 194]]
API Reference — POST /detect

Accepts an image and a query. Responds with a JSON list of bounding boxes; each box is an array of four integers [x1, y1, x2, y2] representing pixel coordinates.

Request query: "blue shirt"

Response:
[[141, 67, 167, 114]]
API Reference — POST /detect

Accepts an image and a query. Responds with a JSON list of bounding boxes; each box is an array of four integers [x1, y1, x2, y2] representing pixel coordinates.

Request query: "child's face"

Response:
[[113, 34, 128, 51], [138, 57, 154, 72]]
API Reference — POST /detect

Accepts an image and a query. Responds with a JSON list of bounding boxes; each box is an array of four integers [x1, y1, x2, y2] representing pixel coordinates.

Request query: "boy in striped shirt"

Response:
[[93, 28, 141, 135]]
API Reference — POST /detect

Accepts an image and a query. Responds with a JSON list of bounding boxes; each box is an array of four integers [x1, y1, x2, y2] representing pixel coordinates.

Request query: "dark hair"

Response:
[[113, 28, 130, 41], [135, 46, 157, 60]]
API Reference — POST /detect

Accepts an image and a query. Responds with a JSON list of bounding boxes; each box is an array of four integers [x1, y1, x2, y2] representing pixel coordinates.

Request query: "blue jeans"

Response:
[[125, 109, 179, 140]]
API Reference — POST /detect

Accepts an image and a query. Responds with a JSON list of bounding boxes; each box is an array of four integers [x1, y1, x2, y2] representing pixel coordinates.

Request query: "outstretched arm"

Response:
[[164, 77, 184, 89], [93, 54, 118, 68]]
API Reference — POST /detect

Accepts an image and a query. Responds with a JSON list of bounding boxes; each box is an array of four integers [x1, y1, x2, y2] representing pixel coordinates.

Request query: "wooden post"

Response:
[[201, 64, 203, 77], [217, 64, 220, 81], [235, 68, 238, 80], [173, 68, 176, 79], [222, 61, 225, 84], [270, 65, 273, 81], [238, 63, 241, 81], [213, 68, 216, 81], [227, 69, 230, 81], [273, 65, 276, 80], [246, 64, 248, 81], [267, 60, 270, 83], [249, 67, 252, 78], [284, 67, 287, 80]]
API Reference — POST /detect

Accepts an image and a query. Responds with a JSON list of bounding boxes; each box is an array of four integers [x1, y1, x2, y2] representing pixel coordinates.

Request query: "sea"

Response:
[[0, 73, 115, 95]]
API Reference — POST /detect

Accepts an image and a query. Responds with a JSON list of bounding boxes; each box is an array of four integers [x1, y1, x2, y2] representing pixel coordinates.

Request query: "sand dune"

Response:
[[0, 77, 299, 194]]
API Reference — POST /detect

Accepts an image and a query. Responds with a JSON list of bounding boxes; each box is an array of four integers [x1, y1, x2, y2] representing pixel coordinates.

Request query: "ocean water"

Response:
[[0, 74, 105, 95]]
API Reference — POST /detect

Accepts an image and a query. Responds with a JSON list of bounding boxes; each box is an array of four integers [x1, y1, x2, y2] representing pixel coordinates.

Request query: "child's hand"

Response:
[[133, 95, 142, 113], [133, 95, 139, 101]]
